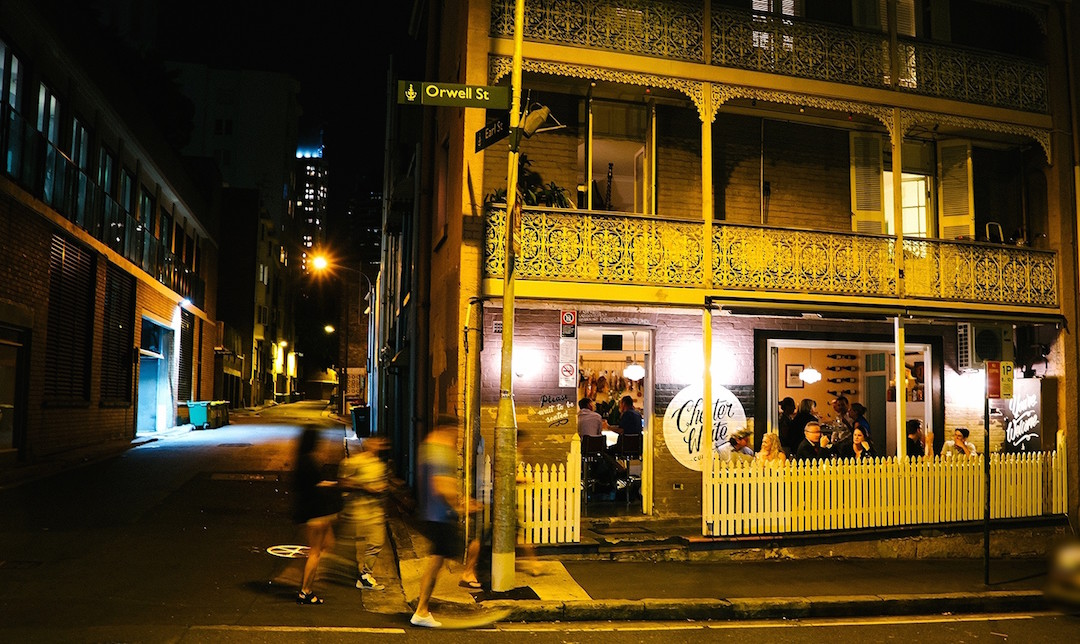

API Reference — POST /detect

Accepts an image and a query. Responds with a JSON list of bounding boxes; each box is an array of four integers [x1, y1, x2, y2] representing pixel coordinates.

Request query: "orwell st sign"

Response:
[[398, 81, 510, 109]]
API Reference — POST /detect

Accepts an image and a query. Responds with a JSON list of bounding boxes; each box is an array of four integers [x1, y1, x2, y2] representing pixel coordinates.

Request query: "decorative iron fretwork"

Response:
[[900, 109, 1051, 162], [903, 239, 1057, 307], [490, 0, 704, 63], [898, 39, 1047, 114], [489, 56, 706, 120], [485, 209, 1057, 309], [713, 84, 895, 136], [713, 224, 897, 297], [486, 206, 705, 286], [711, 6, 890, 90], [488, 1, 1048, 116]]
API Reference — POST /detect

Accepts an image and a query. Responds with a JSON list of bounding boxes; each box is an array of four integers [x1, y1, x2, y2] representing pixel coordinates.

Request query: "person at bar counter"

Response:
[[794, 421, 835, 461], [778, 397, 798, 453], [613, 395, 643, 437], [717, 426, 754, 463], [944, 427, 978, 457], [828, 395, 854, 446], [755, 431, 787, 467]]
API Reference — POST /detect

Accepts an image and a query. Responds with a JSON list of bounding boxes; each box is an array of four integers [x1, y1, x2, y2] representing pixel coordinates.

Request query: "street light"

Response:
[[310, 254, 377, 427]]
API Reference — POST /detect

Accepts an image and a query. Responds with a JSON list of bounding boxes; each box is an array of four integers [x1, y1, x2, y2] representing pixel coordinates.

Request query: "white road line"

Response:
[[496, 612, 1049, 632], [190, 626, 406, 634]]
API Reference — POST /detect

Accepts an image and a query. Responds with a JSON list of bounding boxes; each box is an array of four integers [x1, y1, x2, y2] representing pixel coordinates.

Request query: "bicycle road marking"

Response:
[[266, 544, 309, 558]]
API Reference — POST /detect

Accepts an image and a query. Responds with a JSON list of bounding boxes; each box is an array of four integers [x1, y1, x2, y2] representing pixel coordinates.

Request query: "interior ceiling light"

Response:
[[623, 331, 645, 381], [799, 348, 822, 384]]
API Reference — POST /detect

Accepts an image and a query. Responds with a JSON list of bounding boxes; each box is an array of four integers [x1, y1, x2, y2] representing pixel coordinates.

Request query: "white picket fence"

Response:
[[476, 434, 582, 544], [703, 431, 1069, 537]]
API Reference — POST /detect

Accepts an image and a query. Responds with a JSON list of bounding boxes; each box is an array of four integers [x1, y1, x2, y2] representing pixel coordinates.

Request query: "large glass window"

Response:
[[581, 100, 648, 212]]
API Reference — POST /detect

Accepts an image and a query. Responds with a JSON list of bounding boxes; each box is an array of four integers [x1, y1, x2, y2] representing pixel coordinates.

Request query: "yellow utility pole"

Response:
[[492, 0, 525, 593]]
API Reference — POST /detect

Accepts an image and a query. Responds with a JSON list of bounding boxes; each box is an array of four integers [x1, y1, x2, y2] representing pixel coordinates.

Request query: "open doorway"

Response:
[[577, 326, 651, 516], [138, 318, 175, 435]]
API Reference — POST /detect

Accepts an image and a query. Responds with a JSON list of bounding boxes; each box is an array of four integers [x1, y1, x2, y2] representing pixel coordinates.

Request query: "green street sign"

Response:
[[398, 81, 510, 109]]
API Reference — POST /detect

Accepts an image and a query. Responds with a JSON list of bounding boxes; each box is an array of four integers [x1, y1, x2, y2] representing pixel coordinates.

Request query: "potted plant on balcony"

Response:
[[484, 154, 571, 208]]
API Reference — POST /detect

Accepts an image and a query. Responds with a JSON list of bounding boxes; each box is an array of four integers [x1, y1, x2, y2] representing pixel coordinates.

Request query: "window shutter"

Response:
[[45, 234, 94, 402], [101, 264, 135, 403], [937, 140, 974, 239], [850, 132, 885, 234], [178, 309, 194, 401]]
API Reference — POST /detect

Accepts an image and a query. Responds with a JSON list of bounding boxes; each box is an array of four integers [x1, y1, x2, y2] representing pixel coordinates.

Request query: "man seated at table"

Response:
[[576, 397, 607, 438], [795, 421, 835, 461]]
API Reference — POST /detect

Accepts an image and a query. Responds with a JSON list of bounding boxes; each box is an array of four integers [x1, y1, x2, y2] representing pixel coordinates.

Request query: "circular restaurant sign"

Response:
[[662, 383, 747, 471]]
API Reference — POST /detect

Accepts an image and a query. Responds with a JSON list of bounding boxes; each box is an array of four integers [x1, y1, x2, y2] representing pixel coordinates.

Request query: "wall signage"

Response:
[[990, 378, 1042, 452], [662, 383, 747, 471]]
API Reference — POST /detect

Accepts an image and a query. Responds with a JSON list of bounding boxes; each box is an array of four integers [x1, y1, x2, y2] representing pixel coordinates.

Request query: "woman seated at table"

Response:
[[838, 426, 877, 461]]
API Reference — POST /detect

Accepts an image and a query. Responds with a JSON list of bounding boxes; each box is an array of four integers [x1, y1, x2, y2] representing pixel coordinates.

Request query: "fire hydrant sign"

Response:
[[985, 361, 1014, 399]]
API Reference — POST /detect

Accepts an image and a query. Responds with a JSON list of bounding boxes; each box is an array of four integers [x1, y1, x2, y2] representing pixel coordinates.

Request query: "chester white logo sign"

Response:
[[663, 383, 746, 471]]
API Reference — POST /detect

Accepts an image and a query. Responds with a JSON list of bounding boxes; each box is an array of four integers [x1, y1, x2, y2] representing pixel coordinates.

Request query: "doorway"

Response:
[[577, 326, 651, 516], [137, 318, 175, 435]]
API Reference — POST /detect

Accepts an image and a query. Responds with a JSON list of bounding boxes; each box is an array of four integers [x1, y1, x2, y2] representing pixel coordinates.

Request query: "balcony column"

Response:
[[701, 303, 713, 536], [702, 82, 714, 290], [894, 316, 907, 458], [892, 108, 905, 295]]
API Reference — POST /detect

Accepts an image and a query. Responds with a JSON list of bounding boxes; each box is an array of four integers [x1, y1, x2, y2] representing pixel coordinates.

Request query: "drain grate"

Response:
[[211, 472, 279, 481], [590, 525, 653, 535], [0, 560, 43, 569]]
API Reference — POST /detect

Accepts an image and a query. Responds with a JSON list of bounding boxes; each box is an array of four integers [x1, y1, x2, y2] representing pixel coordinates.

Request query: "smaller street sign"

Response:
[[475, 112, 510, 152]]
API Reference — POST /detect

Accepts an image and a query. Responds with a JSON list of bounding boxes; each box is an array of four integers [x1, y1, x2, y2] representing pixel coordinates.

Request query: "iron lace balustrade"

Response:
[[485, 206, 1057, 309]]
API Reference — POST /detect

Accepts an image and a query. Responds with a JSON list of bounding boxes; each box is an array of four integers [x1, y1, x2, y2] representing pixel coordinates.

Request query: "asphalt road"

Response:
[[2, 400, 1078, 643]]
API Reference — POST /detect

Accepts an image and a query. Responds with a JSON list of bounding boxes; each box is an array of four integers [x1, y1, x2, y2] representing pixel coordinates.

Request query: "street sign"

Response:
[[475, 112, 510, 152], [398, 80, 510, 109], [561, 309, 577, 338]]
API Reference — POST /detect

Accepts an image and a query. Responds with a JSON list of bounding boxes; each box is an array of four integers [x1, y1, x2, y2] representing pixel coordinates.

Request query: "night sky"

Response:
[[153, 0, 424, 197]]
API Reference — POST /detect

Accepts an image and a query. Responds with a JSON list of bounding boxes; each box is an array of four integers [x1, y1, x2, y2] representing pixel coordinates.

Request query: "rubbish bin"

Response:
[[187, 401, 210, 429], [208, 401, 230, 428], [350, 405, 371, 438]]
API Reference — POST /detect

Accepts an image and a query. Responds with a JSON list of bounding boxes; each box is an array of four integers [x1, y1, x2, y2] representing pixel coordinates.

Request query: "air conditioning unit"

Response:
[[957, 323, 1014, 371]]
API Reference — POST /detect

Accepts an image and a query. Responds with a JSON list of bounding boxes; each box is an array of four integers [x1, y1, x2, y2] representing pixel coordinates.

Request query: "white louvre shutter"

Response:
[[850, 132, 885, 234], [937, 140, 974, 240]]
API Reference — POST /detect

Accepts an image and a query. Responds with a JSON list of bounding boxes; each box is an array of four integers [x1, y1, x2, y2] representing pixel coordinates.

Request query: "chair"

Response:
[[614, 433, 644, 507], [580, 434, 608, 502]]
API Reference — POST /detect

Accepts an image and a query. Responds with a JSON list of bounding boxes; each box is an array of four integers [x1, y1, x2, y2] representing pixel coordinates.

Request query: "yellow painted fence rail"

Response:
[[703, 432, 1068, 537]]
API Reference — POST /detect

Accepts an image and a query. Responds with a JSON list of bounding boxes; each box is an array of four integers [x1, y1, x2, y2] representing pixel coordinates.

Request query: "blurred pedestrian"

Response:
[[411, 420, 478, 628], [337, 435, 390, 592], [293, 425, 340, 604]]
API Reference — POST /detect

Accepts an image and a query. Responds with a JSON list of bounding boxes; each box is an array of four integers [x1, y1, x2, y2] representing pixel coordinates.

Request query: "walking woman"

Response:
[[293, 424, 340, 604]]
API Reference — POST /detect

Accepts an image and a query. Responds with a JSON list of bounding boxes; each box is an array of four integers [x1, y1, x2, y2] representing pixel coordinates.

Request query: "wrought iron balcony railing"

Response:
[[490, 0, 1049, 114], [485, 206, 1058, 309]]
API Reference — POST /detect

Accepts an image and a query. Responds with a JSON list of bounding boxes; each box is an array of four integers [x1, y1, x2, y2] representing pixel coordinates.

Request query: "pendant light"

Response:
[[623, 331, 645, 381], [799, 347, 822, 384]]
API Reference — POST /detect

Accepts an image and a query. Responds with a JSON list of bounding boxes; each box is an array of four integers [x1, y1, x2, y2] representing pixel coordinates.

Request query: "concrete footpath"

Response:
[[385, 499, 1058, 623]]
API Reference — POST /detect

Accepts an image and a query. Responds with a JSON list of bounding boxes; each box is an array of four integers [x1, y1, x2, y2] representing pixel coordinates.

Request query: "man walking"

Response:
[[411, 419, 478, 628], [337, 435, 390, 592]]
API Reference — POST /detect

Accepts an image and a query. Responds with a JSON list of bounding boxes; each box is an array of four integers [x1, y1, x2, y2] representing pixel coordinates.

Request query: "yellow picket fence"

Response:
[[703, 431, 1068, 537], [477, 435, 581, 544]]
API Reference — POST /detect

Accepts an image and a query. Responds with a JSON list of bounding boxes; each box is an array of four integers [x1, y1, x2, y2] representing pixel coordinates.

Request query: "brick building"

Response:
[[0, 0, 219, 466], [382, 1, 1078, 542]]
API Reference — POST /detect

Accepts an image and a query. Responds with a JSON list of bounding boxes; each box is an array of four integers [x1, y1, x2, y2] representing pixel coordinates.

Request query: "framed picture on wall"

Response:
[[786, 364, 804, 388]]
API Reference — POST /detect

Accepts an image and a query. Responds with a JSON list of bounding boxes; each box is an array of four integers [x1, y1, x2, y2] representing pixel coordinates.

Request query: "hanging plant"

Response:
[[484, 154, 571, 208]]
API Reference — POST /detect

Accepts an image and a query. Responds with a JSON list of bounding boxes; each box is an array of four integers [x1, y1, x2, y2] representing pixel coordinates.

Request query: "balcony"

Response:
[[484, 206, 1058, 311], [490, 0, 1048, 114]]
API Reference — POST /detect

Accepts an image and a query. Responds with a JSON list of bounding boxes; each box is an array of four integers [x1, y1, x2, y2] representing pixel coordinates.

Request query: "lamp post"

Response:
[[312, 255, 376, 428]]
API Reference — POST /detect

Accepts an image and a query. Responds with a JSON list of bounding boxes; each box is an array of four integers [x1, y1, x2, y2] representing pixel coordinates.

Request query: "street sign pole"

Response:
[[491, 0, 525, 593]]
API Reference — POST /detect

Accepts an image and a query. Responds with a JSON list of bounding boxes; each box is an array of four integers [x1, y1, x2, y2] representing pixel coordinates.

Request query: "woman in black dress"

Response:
[[294, 425, 340, 604]]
